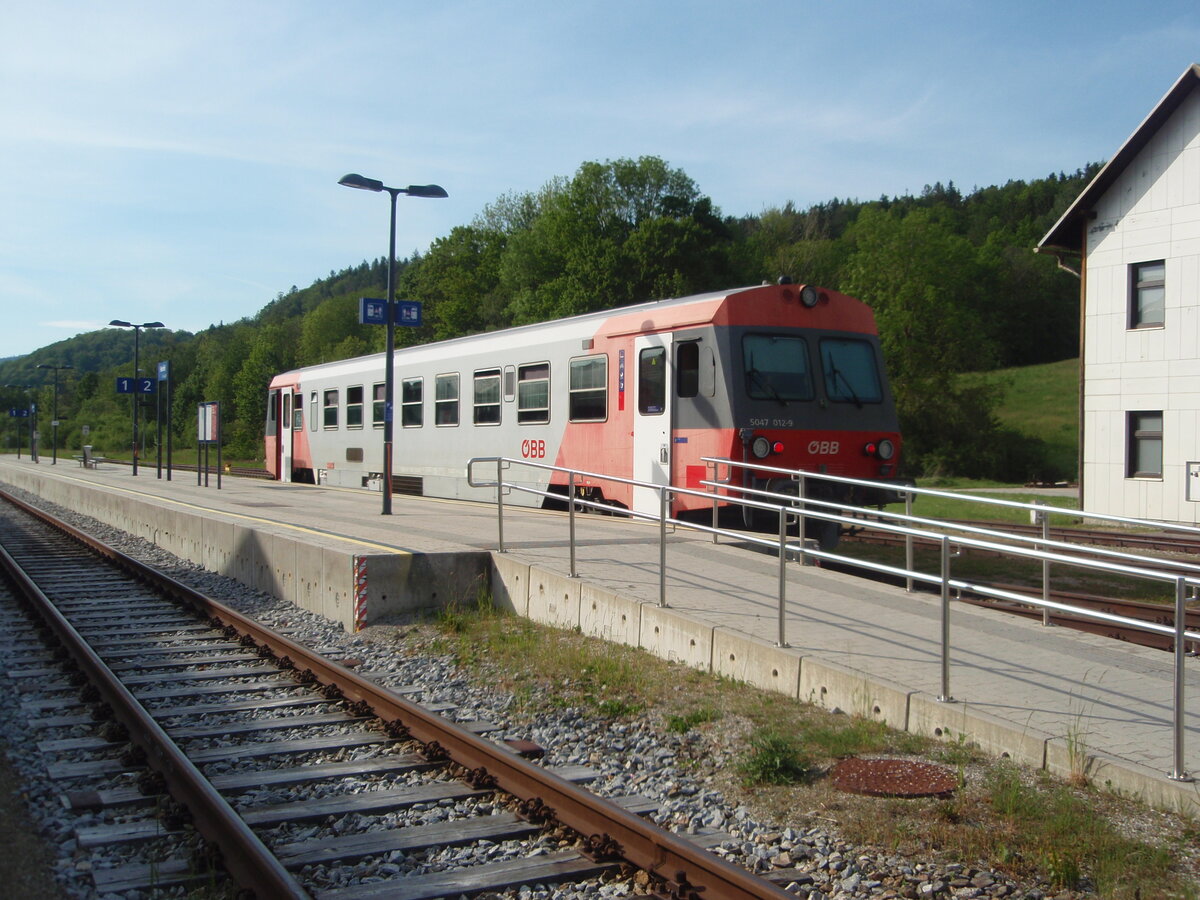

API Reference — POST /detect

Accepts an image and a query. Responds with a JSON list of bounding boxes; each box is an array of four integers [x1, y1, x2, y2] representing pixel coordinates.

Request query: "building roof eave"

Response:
[[1036, 63, 1200, 254]]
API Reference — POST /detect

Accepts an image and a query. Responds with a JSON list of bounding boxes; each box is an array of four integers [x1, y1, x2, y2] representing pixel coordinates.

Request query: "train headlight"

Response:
[[800, 285, 819, 308], [751, 436, 772, 459], [864, 439, 895, 460]]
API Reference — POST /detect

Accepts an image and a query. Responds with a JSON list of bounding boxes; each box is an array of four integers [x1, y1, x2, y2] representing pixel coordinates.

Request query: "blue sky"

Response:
[[1, 0, 1198, 359]]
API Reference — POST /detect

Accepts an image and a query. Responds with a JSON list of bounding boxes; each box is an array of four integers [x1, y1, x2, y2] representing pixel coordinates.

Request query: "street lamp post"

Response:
[[35, 364, 73, 465], [338, 173, 447, 515], [109, 320, 164, 476]]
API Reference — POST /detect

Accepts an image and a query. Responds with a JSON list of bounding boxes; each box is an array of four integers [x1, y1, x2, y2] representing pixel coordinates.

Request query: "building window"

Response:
[[401, 378, 422, 427], [346, 385, 364, 428], [435, 373, 459, 426], [323, 389, 339, 429], [517, 362, 550, 424], [569, 355, 607, 422], [474, 369, 501, 425], [1130, 261, 1165, 328], [1127, 411, 1163, 478], [372, 382, 386, 427]]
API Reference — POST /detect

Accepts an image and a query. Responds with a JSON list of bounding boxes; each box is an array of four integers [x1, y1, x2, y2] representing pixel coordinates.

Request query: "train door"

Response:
[[280, 388, 294, 483], [632, 334, 673, 516]]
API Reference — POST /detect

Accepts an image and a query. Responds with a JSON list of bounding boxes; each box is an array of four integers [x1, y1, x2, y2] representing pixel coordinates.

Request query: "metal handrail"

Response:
[[467, 455, 1196, 782]]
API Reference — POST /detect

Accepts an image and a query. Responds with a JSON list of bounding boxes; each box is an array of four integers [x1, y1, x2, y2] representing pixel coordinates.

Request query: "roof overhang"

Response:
[[1037, 63, 1200, 256]]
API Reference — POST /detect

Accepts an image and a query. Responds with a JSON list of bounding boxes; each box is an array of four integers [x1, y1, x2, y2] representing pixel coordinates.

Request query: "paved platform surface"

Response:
[[1, 455, 1196, 810]]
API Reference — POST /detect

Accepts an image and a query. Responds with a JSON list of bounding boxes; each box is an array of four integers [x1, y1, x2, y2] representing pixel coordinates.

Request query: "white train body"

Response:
[[265, 283, 903, 520]]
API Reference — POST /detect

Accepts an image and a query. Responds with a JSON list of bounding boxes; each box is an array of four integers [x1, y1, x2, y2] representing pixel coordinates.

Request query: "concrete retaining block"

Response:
[[527, 566, 582, 630], [908, 693, 1051, 770], [579, 582, 642, 647], [489, 553, 530, 616], [639, 603, 713, 670], [798, 656, 911, 726], [712, 627, 802, 697]]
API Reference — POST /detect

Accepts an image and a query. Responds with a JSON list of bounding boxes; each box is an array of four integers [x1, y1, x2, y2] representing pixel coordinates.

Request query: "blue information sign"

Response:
[[9, 408, 29, 418], [116, 377, 156, 394], [359, 297, 423, 327], [157, 360, 170, 382]]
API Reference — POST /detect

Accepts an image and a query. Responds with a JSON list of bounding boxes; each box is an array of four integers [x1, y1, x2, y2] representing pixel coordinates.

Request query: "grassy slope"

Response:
[[990, 357, 1079, 480]]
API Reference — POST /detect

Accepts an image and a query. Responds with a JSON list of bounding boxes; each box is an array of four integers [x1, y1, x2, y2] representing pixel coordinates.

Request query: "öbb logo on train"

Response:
[[808, 441, 840, 455], [521, 439, 546, 459]]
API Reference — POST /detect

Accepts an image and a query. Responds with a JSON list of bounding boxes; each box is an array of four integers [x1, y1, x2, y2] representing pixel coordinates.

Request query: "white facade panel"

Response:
[[1079, 82, 1200, 524]]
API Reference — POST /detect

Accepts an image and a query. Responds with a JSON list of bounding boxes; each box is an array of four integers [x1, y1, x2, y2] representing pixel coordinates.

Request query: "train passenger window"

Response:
[[372, 382, 386, 428], [435, 373, 459, 426], [323, 389, 339, 428], [638, 347, 666, 415], [310, 392, 317, 431], [504, 366, 516, 402], [517, 363, 550, 424], [743, 335, 813, 401], [474, 369, 501, 425], [819, 339, 882, 404], [401, 378, 423, 427], [569, 355, 607, 422], [346, 385, 364, 428]]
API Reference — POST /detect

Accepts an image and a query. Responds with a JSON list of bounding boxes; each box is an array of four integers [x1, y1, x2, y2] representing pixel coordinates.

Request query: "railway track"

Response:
[[0, 491, 791, 899]]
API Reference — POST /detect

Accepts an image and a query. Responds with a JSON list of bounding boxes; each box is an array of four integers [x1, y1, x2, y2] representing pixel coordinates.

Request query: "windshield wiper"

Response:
[[747, 366, 787, 407], [826, 364, 862, 408]]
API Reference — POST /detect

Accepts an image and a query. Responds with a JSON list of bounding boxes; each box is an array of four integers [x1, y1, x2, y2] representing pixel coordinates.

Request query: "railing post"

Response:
[[938, 535, 954, 702], [658, 486, 668, 608], [496, 458, 506, 553], [568, 471, 578, 578], [1170, 576, 1194, 782], [905, 489, 914, 593], [797, 473, 806, 551], [1040, 506, 1051, 626], [777, 505, 789, 647], [710, 460, 720, 544]]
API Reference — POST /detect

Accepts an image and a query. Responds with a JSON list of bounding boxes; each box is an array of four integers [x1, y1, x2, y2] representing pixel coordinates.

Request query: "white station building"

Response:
[[1038, 63, 1200, 523]]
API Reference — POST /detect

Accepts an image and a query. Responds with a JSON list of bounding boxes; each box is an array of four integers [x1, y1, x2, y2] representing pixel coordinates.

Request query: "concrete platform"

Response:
[[1, 455, 1196, 815]]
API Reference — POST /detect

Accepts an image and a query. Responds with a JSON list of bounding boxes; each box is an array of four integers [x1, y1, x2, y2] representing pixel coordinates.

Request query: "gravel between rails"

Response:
[[0, 486, 1135, 900]]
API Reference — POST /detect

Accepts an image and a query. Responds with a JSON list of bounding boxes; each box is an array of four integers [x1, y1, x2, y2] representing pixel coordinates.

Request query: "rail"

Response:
[[467, 456, 1198, 783]]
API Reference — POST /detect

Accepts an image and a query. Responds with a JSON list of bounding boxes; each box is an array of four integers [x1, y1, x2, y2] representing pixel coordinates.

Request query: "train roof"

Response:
[[270, 283, 871, 384]]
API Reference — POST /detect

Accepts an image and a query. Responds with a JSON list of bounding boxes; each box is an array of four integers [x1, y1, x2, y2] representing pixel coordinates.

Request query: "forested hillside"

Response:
[[0, 156, 1095, 480]]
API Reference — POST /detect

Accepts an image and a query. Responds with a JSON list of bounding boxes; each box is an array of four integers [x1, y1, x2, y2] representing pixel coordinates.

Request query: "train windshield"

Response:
[[742, 334, 814, 402], [820, 338, 883, 404]]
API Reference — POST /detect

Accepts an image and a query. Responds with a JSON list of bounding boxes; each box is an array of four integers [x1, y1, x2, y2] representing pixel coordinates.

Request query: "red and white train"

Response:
[[265, 282, 903, 538]]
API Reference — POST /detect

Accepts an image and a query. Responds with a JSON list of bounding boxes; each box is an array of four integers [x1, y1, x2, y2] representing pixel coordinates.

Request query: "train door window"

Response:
[[310, 392, 318, 431], [323, 389, 339, 429], [435, 373, 459, 426], [743, 334, 814, 401], [293, 405, 303, 430], [346, 385, 364, 428], [638, 346, 666, 415], [372, 382, 386, 428], [1127, 411, 1163, 478], [474, 369, 501, 425], [676, 341, 713, 398], [517, 362, 550, 424], [819, 338, 882, 404], [266, 391, 278, 437], [401, 377, 423, 427], [569, 355, 607, 422], [503, 366, 516, 402]]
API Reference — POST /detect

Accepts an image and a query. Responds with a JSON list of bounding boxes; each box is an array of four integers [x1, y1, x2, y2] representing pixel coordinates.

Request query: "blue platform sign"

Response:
[[116, 377, 155, 394], [9, 408, 29, 418], [359, 297, 423, 327]]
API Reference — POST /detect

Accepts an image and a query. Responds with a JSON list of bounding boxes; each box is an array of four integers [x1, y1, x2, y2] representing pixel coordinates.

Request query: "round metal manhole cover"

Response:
[[830, 758, 958, 798]]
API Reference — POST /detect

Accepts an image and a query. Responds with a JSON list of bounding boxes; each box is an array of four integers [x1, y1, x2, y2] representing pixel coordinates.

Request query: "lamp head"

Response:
[[339, 173, 384, 192], [109, 319, 132, 328], [404, 184, 448, 198]]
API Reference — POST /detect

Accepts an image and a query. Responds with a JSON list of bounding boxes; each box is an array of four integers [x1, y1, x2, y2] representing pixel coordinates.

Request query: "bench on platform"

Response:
[[74, 447, 107, 469]]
